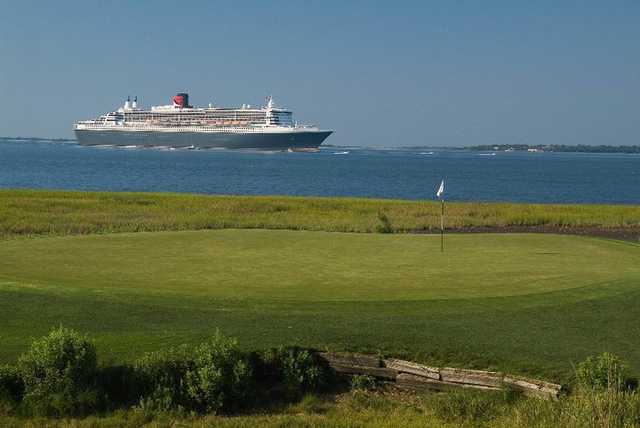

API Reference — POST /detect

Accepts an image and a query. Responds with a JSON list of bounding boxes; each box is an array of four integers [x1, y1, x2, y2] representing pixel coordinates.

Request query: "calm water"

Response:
[[0, 140, 639, 204]]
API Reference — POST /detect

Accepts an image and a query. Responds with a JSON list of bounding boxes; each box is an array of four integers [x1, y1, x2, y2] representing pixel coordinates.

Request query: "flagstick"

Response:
[[440, 198, 445, 252], [435, 179, 445, 252]]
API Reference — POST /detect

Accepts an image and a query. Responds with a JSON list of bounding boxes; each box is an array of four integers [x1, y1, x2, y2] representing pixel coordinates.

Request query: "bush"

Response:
[[375, 211, 393, 233], [6, 327, 338, 417], [0, 364, 24, 414], [134, 346, 193, 413], [185, 333, 253, 414], [277, 347, 331, 395], [253, 347, 332, 400], [0, 364, 23, 402], [576, 353, 636, 391], [350, 374, 378, 391], [18, 327, 98, 416], [135, 333, 254, 415], [96, 364, 141, 410]]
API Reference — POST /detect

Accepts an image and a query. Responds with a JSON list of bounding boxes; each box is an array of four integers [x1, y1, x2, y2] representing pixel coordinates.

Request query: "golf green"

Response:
[[1, 230, 639, 380]]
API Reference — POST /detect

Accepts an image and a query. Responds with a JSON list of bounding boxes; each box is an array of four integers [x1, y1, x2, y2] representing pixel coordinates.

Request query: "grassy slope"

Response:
[[2, 189, 640, 239], [1, 229, 639, 381]]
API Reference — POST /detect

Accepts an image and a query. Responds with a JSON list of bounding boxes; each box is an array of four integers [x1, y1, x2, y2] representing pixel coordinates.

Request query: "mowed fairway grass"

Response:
[[1, 229, 639, 381]]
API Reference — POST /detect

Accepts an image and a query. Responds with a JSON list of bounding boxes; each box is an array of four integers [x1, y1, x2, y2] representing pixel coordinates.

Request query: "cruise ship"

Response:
[[73, 93, 333, 150]]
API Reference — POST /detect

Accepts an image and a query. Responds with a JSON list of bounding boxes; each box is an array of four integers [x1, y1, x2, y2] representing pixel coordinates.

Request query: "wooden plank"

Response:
[[330, 363, 398, 380], [318, 352, 561, 400], [384, 358, 440, 380], [395, 373, 448, 392], [503, 376, 561, 400], [440, 367, 504, 388], [396, 373, 500, 393], [319, 352, 382, 368]]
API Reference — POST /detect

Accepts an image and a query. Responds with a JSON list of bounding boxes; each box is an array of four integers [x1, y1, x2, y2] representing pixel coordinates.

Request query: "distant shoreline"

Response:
[[323, 143, 640, 154], [3, 138, 640, 154], [464, 143, 640, 154]]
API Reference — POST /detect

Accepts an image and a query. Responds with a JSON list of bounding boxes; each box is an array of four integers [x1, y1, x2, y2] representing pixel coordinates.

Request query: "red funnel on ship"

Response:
[[173, 93, 190, 108]]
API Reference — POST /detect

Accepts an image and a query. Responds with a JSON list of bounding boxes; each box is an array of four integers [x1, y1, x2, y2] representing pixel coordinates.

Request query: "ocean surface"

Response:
[[0, 140, 638, 204]]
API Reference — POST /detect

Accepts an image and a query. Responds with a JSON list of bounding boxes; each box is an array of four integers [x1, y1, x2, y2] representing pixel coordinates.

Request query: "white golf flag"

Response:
[[436, 180, 445, 199]]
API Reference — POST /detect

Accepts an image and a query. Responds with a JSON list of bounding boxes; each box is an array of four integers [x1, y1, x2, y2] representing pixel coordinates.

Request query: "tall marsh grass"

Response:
[[1, 189, 639, 239], [3, 388, 639, 427]]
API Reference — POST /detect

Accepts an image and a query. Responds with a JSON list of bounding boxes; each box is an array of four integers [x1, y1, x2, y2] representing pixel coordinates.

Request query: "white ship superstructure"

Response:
[[73, 93, 333, 150]]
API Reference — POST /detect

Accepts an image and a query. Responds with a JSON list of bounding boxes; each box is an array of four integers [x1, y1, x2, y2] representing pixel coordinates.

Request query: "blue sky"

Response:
[[0, 1, 638, 146]]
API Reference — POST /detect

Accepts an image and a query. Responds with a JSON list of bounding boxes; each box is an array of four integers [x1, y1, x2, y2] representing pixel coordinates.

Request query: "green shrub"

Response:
[[96, 365, 140, 410], [350, 374, 378, 391], [576, 352, 636, 391], [0, 364, 23, 402], [185, 333, 253, 414], [135, 333, 254, 415], [251, 348, 282, 388], [375, 211, 393, 233], [0, 364, 24, 415], [18, 327, 98, 416], [253, 347, 332, 400], [134, 346, 193, 413], [277, 347, 331, 395]]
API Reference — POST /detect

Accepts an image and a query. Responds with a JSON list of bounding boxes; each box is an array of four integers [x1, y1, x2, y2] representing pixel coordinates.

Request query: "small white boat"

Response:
[[333, 151, 350, 155]]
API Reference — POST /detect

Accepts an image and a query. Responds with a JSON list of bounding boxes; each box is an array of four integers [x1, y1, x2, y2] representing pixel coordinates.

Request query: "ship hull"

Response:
[[74, 129, 332, 150]]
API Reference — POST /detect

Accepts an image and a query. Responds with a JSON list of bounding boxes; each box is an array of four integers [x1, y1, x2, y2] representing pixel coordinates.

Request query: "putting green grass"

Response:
[[1, 229, 639, 381]]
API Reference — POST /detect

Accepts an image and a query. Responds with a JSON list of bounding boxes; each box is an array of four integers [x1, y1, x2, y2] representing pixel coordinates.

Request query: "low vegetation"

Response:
[[5, 389, 640, 427], [1, 328, 639, 427], [0, 328, 334, 418], [17, 327, 98, 417], [2, 189, 639, 239]]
